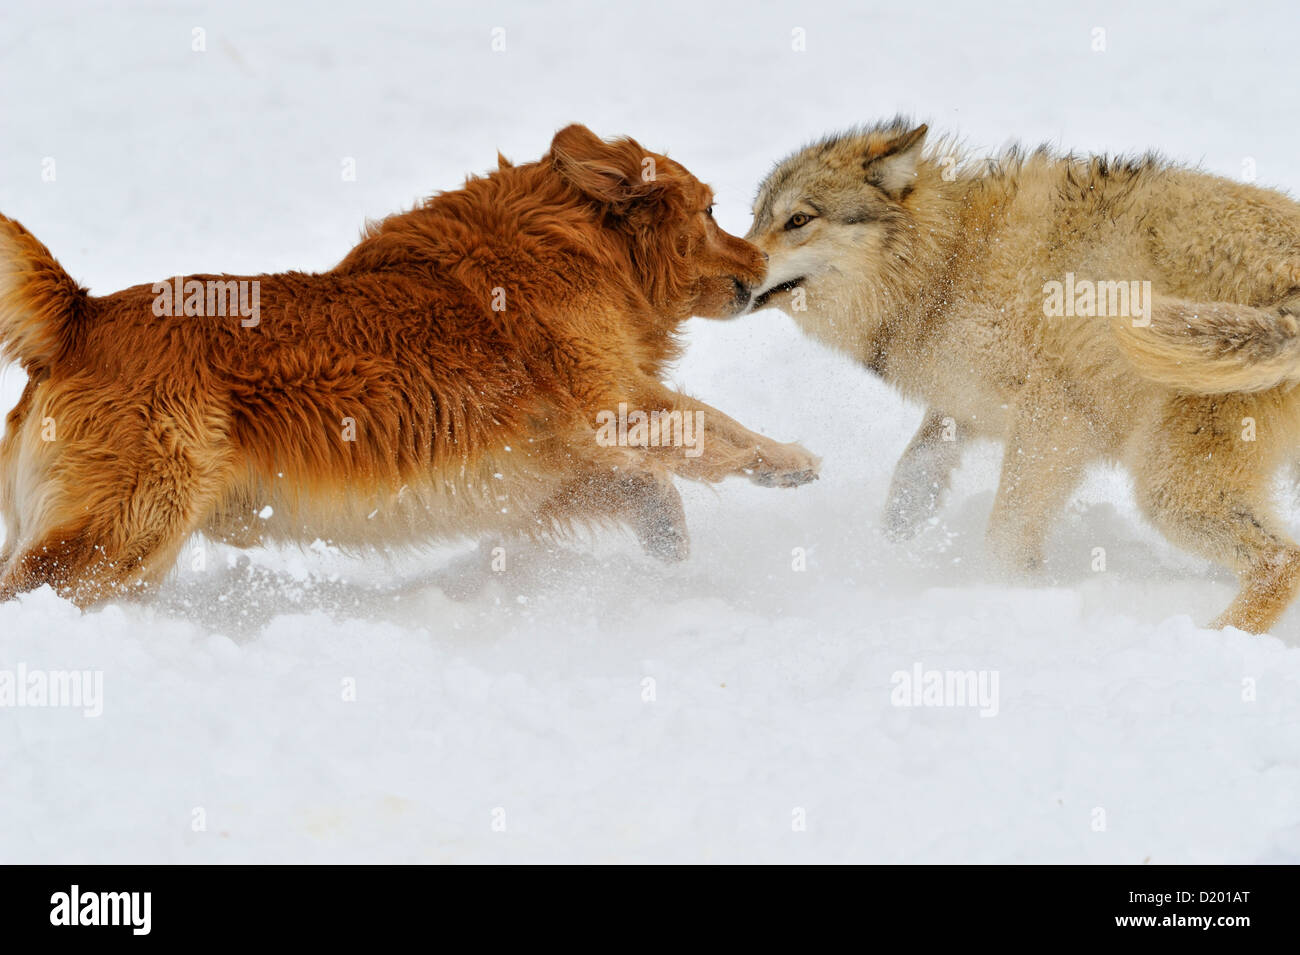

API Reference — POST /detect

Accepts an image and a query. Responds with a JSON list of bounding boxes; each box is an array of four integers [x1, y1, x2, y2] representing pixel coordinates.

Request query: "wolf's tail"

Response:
[[1111, 296, 1300, 394], [0, 214, 87, 373]]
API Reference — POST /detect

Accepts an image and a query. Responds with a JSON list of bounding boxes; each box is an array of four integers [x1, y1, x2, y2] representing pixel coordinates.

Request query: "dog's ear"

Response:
[[862, 124, 928, 198], [551, 124, 657, 208]]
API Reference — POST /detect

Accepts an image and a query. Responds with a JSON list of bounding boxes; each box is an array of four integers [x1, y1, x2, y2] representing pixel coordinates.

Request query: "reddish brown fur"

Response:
[[0, 125, 819, 605]]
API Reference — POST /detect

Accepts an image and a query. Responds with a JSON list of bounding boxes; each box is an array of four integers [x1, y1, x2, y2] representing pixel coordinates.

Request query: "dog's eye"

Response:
[[705, 205, 714, 217], [785, 213, 812, 230]]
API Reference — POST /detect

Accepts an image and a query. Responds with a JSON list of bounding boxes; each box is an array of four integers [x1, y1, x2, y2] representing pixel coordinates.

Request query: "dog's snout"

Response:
[[732, 277, 753, 310]]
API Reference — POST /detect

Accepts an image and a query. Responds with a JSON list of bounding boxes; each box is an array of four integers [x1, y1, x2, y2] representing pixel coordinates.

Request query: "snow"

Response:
[[2, 0, 1298, 863]]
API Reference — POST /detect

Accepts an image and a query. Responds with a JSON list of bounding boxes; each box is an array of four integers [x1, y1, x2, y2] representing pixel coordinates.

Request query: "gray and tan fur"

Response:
[[747, 118, 1300, 633]]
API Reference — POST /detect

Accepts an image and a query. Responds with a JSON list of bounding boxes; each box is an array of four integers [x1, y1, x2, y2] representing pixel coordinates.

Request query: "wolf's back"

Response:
[[0, 214, 86, 373]]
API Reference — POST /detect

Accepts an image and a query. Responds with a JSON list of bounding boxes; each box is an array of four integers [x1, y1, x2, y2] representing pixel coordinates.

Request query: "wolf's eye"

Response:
[[785, 213, 812, 230]]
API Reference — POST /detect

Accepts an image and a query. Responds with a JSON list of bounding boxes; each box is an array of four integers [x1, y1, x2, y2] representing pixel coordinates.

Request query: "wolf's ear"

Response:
[[551, 124, 653, 206], [862, 124, 928, 198]]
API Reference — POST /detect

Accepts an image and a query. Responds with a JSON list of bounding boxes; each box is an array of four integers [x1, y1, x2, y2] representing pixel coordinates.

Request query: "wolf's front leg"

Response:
[[628, 384, 820, 487], [884, 408, 966, 540], [986, 395, 1089, 573]]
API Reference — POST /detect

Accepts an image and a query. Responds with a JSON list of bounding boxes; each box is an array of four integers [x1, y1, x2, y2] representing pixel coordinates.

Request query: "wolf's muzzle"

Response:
[[752, 277, 804, 310]]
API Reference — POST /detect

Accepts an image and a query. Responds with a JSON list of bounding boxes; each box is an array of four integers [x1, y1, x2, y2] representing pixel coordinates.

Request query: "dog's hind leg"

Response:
[[0, 375, 42, 579], [884, 408, 967, 541], [0, 525, 103, 603], [0, 472, 221, 606], [1133, 394, 1300, 634], [0, 479, 219, 607], [0, 386, 231, 606]]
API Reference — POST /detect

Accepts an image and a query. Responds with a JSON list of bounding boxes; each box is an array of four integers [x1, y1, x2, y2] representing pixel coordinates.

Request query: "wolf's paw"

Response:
[[882, 484, 941, 542], [883, 500, 927, 543], [985, 532, 1047, 582], [747, 442, 821, 488]]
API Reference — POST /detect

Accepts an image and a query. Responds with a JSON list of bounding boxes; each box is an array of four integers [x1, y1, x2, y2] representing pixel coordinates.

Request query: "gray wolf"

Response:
[[747, 118, 1300, 633]]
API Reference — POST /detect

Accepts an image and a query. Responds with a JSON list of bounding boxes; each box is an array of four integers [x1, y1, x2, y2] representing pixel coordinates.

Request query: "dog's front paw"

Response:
[[748, 442, 821, 488], [639, 522, 690, 562], [634, 510, 690, 562]]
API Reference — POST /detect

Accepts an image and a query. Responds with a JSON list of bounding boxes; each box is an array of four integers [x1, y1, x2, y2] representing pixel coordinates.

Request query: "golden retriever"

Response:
[[0, 124, 819, 605]]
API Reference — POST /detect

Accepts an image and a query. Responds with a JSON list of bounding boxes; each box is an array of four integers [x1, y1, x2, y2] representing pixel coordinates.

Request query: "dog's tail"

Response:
[[1111, 296, 1300, 394], [0, 214, 87, 373]]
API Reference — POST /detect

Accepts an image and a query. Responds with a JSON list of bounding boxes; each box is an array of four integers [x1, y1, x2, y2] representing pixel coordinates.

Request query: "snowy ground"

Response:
[[2, 0, 1299, 863]]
